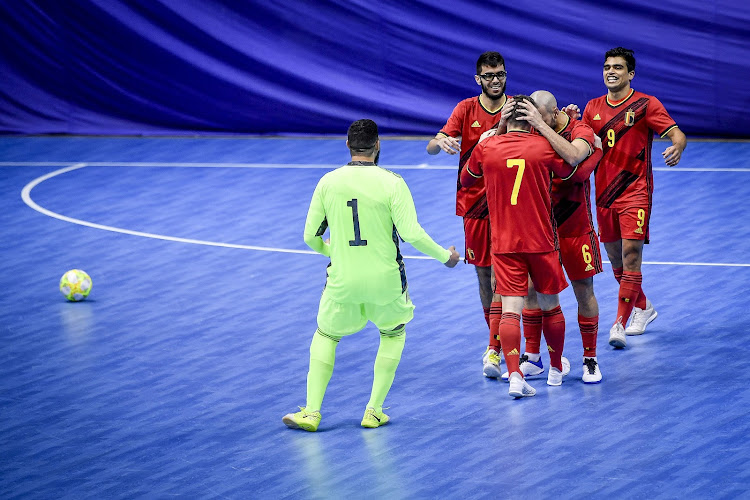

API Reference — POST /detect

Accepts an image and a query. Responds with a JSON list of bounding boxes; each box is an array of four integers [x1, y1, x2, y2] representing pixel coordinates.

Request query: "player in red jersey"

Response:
[[461, 95, 579, 398], [511, 90, 605, 383], [427, 51, 511, 375], [582, 47, 687, 348]]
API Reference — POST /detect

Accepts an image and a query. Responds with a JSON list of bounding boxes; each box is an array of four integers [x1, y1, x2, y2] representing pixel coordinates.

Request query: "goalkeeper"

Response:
[[283, 119, 460, 432]]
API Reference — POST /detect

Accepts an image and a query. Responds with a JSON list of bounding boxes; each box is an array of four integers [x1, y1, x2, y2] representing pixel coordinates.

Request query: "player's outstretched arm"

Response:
[[391, 179, 455, 264], [427, 133, 461, 155], [444, 246, 460, 268], [663, 127, 687, 167]]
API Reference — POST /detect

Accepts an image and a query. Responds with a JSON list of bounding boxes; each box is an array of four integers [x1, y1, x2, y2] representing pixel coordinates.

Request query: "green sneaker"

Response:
[[282, 407, 321, 432], [361, 407, 390, 428]]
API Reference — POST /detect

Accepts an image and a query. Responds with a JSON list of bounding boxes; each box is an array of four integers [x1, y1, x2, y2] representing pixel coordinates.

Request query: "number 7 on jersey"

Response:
[[506, 159, 525, 205]]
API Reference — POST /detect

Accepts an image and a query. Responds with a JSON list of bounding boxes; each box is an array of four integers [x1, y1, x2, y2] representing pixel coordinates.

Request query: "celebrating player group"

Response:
[[430, 47, 686, 398], [284, 46, 686, 432]]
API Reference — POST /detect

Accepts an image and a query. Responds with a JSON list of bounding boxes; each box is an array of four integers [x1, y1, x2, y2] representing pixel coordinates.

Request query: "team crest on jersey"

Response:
[[593, 114, 601, 120], [625, 109, 635, 126], [467, 248, 475, 260], [471, 120, 481, 127]]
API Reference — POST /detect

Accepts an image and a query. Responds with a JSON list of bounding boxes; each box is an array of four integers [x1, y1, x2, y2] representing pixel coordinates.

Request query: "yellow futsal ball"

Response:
[[59, 269, 93, 302]]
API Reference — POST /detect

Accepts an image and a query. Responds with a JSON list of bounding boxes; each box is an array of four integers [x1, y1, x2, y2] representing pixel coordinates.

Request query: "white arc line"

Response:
[[19, 165, 750, 266]]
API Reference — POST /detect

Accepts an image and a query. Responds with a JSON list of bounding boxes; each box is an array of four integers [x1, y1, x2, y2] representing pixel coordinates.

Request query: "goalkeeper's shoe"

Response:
[[361, 407, 390, 428], [282, 407, 321, 432]]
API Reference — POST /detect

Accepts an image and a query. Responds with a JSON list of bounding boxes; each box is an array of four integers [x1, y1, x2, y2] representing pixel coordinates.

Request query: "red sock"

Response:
[[542, 306, 565, 370], [522, 308, 543, 354], [617, 271, 642, 325], [499, 312, 522, 376], [489, 302, 502, 351], [579, 314, 599, 358], [635, 288, 647, 309], [613, 267, 623, 284]]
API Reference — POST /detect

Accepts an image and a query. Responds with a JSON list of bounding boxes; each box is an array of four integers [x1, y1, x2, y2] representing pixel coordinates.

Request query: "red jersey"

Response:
[[551, 115, 598, 238], [463, 131, 574, 254], [582, 89, 678, 208], [438, 94, 508, 218]]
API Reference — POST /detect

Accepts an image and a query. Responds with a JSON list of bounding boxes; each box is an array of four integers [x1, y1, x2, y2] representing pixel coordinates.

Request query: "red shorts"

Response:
[[559, 231, 603, 281], [463, 217, 491, 267], [492, 251, 568, 296], [597, 205, 650, 243]]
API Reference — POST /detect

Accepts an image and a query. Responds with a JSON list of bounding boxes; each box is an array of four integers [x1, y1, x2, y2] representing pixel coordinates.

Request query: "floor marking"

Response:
[[19, 164, 750, 267]]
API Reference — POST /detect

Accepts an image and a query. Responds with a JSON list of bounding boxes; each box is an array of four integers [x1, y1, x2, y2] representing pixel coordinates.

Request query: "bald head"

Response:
[[530, 90, 558, 128]]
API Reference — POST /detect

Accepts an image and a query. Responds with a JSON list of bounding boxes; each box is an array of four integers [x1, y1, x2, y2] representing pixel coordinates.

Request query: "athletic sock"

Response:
[[542, 306, 566, 371], [305, 329, 339, 412], [483, 306, 491, 329], [489, 302, 503, 351], [366, 327, 406, 411], [579, 314, 599, 358], [499, 312, 522, 376], [617, 271, 642, 325], [522, 308, 543, 355], [635, 288, 647, 309], [613, 266, 623, 284]]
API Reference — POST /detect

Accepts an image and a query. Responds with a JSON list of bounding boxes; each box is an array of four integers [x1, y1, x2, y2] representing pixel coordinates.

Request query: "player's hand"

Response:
[[497, 97, 515, 128], [444, 246, 460, 268], [479, 127, 497, 143], [662, 145, 683, 167], [438, 135, 461, 154], [562, 104, 581, 120], [516, 100, 545, 129]]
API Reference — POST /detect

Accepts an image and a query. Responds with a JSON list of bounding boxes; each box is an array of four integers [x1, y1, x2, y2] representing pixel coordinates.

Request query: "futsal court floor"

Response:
[[1, 135, 749, 499]]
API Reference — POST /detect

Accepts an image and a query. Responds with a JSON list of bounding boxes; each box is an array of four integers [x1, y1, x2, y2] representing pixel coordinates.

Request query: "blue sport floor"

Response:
[[1, 136, 750, 499]]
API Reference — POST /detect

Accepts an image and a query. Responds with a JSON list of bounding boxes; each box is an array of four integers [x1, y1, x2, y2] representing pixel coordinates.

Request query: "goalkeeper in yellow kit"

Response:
[[283, 119, 460, 431]]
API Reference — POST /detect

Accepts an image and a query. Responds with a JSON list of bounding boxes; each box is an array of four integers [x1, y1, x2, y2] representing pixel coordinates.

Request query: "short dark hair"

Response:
[[605, 47, 636, 72], [347, 119, 378, 153], [476, 51, 506, 74], [507, 94, 537, 125]]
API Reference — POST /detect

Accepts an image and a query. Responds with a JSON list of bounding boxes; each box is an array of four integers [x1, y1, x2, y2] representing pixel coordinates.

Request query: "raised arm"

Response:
[[427, 132, 461, 155], [517, 100, 591, 166]]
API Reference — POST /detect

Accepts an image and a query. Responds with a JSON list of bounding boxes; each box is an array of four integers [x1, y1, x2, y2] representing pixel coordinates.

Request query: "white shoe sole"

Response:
[[483, 364, 502, 378]]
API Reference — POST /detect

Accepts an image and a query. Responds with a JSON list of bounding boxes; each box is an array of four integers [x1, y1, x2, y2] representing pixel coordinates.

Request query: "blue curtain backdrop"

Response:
[[1, 0, 748, 137]]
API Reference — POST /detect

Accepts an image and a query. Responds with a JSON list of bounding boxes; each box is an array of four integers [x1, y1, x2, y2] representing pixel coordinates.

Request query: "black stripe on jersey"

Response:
[[600, 97, 650, 155], [553, 199, 581, 228], [636, 148, 646, 161], [392, 225, 407, 293], [315, 218, 328, 237], [464, 194, 489, 219], [588, 232, 604, 274], [596, 170, 639, 208]]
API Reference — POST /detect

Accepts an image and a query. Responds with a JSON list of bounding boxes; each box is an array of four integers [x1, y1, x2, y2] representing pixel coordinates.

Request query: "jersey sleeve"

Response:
[[461, 142, 484, 187], [303, 179, 331, 257], [569, 121, 595, 155], [390, 178, 451, 263], [646, 96, 678, 137], [439, 100, 467, 137], [581, 99, 596, 127]]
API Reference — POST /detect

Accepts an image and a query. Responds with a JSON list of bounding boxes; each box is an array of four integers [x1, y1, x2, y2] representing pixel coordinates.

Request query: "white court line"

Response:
[[19, 164, 750, 267], [3, 161, 750, 172]]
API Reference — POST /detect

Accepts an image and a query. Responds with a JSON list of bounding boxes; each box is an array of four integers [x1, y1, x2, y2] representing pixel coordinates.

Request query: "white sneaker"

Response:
[[582, 357, 602, 384], [609, 321, 626, 348], [547, 367, 563, 386], [500, 353, 545, 381], [508, 372, 536, 398], [501, 355, 569, 381], [482, 347, 502, 378], [626, 300, 658, 335]]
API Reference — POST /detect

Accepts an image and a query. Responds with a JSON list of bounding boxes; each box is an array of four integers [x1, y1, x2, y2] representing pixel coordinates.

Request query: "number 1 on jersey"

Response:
[[347, 199, 368, 246], [506, 159, 526, 205]]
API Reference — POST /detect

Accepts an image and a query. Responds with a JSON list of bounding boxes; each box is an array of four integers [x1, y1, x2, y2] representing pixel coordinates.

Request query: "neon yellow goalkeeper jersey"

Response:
[[304, 162, 451, 305]]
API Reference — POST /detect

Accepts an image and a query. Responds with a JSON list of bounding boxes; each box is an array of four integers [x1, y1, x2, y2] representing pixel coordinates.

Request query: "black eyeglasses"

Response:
[[478, 71, 507, 81]]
